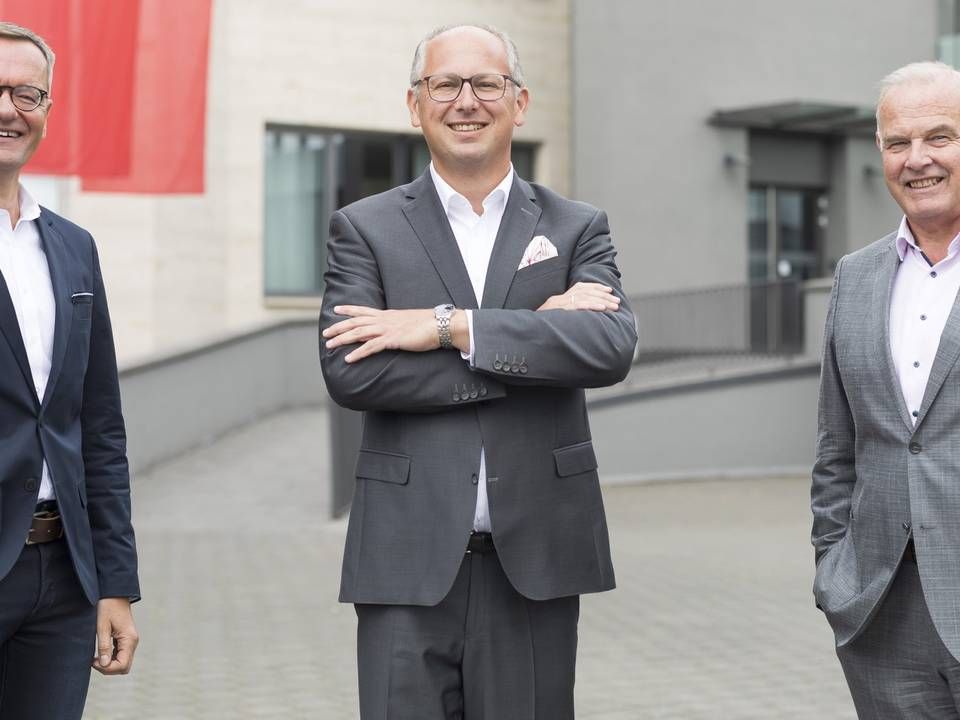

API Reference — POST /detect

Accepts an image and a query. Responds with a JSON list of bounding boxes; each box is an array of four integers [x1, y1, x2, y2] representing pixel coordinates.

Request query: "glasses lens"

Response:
[[12, 86, 41, 111], [471, 75, 506, 100], [427, 75, 462, 101]]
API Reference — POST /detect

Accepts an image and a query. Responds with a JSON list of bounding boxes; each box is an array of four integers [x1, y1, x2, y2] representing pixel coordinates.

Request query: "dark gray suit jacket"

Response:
[[320, 170, 637, 606], [812, 232, 960, 656]]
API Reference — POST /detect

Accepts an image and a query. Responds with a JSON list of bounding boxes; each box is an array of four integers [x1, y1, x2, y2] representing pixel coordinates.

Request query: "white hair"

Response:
[[409, 24, 525, 89], [876, 61, 960, 130]]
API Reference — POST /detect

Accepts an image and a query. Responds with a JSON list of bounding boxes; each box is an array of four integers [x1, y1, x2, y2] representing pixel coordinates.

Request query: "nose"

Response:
[[905, 139, 932, 170], [453, 79, 480, 111]]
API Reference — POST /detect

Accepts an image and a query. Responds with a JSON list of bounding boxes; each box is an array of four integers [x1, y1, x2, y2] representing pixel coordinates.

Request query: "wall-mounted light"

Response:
[[723, 153, 750, 169]]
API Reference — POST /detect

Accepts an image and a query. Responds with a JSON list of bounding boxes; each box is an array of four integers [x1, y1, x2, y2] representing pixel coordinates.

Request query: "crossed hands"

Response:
[[323, 281, 618, 363]]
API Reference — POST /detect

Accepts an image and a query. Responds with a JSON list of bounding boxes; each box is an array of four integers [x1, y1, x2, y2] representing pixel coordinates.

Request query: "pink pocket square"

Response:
[[518, 235, 558, 269]]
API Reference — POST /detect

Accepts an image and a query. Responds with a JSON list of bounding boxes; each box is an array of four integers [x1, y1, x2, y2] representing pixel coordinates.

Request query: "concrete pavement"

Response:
[[83, 408, 856, 719]]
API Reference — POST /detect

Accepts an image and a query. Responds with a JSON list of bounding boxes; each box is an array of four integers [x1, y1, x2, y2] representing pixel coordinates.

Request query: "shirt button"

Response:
[[912, 410, 919, 417], [931, 271, 938, 278], [921, 314, 927, 321], [914, 361, 920, 368]]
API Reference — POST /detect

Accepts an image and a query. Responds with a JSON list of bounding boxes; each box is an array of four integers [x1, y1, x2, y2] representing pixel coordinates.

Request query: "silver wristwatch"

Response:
[[434, 303, 456, 349]]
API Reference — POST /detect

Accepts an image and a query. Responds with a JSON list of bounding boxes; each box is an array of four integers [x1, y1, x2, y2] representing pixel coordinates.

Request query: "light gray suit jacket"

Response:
[[812, 231, 960, 654], [320, 170, 637, 606]]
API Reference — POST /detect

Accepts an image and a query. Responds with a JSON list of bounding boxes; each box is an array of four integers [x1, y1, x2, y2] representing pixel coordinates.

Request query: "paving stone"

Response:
[[83, 409, 856, 718]]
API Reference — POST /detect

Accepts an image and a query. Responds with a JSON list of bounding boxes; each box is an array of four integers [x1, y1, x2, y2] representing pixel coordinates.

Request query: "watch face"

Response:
[[434, 303, 455, 318]]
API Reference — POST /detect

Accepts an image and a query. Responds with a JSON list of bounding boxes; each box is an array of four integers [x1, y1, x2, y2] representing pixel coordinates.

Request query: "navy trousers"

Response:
[[0, 540, 97, 720]]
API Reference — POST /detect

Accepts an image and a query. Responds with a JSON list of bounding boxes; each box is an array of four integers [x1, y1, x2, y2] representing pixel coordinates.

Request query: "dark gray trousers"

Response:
[[837, 558, 960, 719], [0, 540, 97, 720], [355, 546, 579, 720]]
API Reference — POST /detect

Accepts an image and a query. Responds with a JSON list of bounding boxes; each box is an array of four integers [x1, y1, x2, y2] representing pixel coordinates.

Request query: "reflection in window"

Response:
[[264, 126, 538, 296]]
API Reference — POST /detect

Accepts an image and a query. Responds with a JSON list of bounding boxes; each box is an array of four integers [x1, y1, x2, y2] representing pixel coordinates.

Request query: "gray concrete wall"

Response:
[[572, 0, 937, 295], [588, 362, 820, 484], [119, 320, 324, 473]]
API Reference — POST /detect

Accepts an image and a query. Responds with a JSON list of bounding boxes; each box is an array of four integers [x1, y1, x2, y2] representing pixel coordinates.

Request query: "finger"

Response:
[[96, 624, 113, 670], [345, 338, 385, 363], [571, 282, 613, 293], [333, 305, 380, 318], [112, 634, 137, 673], [326, 325, 381, 349]]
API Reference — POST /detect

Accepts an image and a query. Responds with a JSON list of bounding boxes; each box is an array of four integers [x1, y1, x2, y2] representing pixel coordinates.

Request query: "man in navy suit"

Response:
[[0, 22, 139, 720]]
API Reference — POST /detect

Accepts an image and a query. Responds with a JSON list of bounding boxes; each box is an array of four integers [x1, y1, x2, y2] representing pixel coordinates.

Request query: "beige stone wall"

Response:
[[56, 0, 571, 363]]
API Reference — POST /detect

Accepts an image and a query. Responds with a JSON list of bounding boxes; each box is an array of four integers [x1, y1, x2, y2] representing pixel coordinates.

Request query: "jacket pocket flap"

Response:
[[553, 441, 598, 477], [355, 449, 410, 485]]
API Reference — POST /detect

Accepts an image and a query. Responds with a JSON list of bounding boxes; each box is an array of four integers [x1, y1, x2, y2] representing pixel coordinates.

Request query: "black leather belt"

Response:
[[466, 532, 495, 554], [26, 502, 63, 545]]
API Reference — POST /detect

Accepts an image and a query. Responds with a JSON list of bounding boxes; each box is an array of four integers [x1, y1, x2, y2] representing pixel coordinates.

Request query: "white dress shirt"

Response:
[[430, 163, 514, 532], [0, 185, 55, 501], [889, 217, 960, 425]]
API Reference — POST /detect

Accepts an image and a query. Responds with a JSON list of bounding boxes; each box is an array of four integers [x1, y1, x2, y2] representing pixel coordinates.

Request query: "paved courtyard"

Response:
[[83, 408, 856, 719]]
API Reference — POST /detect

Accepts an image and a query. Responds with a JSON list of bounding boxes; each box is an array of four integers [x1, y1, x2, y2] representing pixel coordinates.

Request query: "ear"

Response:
[[407, 87, 421, 129], [875, 130, 882, 151], [512, 86, 529, 128], [41, 96, 52, 138]]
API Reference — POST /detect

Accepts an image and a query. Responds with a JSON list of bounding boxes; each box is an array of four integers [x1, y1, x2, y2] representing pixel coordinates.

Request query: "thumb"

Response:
[[97, 616, 113, 668]]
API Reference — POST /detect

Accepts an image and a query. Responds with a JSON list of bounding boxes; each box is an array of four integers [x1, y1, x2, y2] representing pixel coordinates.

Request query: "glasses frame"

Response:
[[414, 74, 520, 103], [0, 85, 49, 112]]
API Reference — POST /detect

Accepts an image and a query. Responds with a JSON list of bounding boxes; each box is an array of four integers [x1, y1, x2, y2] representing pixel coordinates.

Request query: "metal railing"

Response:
[[629, 280, 804, 363]]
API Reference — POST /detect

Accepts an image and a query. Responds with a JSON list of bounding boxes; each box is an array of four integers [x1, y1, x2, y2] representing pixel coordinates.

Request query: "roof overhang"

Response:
[[709, 101, 876, 138]]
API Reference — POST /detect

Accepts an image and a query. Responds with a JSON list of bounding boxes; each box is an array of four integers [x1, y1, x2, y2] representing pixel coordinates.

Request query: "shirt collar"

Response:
[[18, 183, 41, 223], [895, 215, 960, 263], [429, 163, 514, 217]]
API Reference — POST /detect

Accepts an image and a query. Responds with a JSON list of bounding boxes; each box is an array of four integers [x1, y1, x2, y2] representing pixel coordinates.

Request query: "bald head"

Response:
[[876, 61, 960, 134], [409, 24, 524, 89]]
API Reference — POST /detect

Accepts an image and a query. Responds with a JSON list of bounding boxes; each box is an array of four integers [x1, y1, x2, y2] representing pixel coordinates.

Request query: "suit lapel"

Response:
[[480, 176, 541, 309], [0, 267, 36, 401], [401, 171, 478, 309], [37, 211, 72, 409], [875, 240, 915, 431], [917, 280, 960, 425]]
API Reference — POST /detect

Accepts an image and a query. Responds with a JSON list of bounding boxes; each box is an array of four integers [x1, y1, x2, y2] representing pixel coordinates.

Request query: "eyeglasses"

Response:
[[414, 74, 519, 103], [0, 85, 49, 112]]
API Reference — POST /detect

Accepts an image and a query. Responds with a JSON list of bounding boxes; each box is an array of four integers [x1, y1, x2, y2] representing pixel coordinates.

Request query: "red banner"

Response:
[[0, 0, 210, 193]]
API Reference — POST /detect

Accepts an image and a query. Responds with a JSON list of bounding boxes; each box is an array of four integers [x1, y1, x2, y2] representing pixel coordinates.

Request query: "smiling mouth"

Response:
[[448, 122, 486, 132], [906, 177, 944, 189]]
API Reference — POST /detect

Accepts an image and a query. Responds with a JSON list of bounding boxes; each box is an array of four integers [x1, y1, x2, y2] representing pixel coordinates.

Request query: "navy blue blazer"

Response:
[[0, 207, 139, 603]]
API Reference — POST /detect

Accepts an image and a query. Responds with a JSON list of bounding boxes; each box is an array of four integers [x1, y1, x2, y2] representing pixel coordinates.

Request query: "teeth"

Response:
[[450, 123, 484, 131], [0, 130, 19, 138], [907, 177, 943, 189]]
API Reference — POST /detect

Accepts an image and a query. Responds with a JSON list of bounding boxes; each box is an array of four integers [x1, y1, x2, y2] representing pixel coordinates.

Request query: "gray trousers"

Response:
[[837, 556, 960, 719], [0, 540, 97, 720], [355, 543, 579, 720]]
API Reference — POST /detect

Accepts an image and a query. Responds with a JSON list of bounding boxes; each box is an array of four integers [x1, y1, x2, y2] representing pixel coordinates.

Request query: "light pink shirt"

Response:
[[0, 185, 55, 501], [429, 163, 514, 532], [889, 217, 960, 425]]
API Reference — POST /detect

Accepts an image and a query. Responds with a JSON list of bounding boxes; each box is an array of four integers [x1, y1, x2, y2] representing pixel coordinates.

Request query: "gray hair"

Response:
[[876, 61, 960, 130], [0, 22, 55, 90], [409, 24, 525, 89]]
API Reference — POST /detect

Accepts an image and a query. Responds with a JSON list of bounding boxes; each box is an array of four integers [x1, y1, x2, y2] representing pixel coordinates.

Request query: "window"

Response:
[[939, 0, 960, 65], [264, 126, 537, 296]]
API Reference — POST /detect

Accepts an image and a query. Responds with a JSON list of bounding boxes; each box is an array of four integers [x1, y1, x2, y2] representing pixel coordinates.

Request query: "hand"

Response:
[[92, 598, 139, 675], [323, 306, 439, 363], [537, 282, 621, 312]]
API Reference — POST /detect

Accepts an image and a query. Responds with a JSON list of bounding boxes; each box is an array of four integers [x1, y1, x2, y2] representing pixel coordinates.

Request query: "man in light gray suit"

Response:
[[320, 23, 636, 720], [812, 61, 960, 717]]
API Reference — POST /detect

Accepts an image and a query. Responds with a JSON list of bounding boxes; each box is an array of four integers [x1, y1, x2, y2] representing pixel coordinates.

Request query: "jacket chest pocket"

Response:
[[71, 293, 93, 320], [506, 258, 568, 309]]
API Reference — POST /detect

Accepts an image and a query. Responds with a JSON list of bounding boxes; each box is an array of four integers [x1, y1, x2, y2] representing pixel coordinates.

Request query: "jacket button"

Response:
[[24, 478, 37, 492], [493, 360, 503, 370], [452, 392, 461, 402], [903, 521, 911, 532], [469, 388, 479, 400], [909, 442, 922, 454], [479, 386, 488, 397], [471, 474, 478, 485]]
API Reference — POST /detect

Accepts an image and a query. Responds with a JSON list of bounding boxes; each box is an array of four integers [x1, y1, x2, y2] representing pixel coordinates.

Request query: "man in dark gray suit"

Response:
[[812, 61, 960, 717], [321, 23, 636, 720]]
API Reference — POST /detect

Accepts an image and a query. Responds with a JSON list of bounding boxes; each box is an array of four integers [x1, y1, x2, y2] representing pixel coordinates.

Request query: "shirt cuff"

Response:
[[462, 309, 475, 365]]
